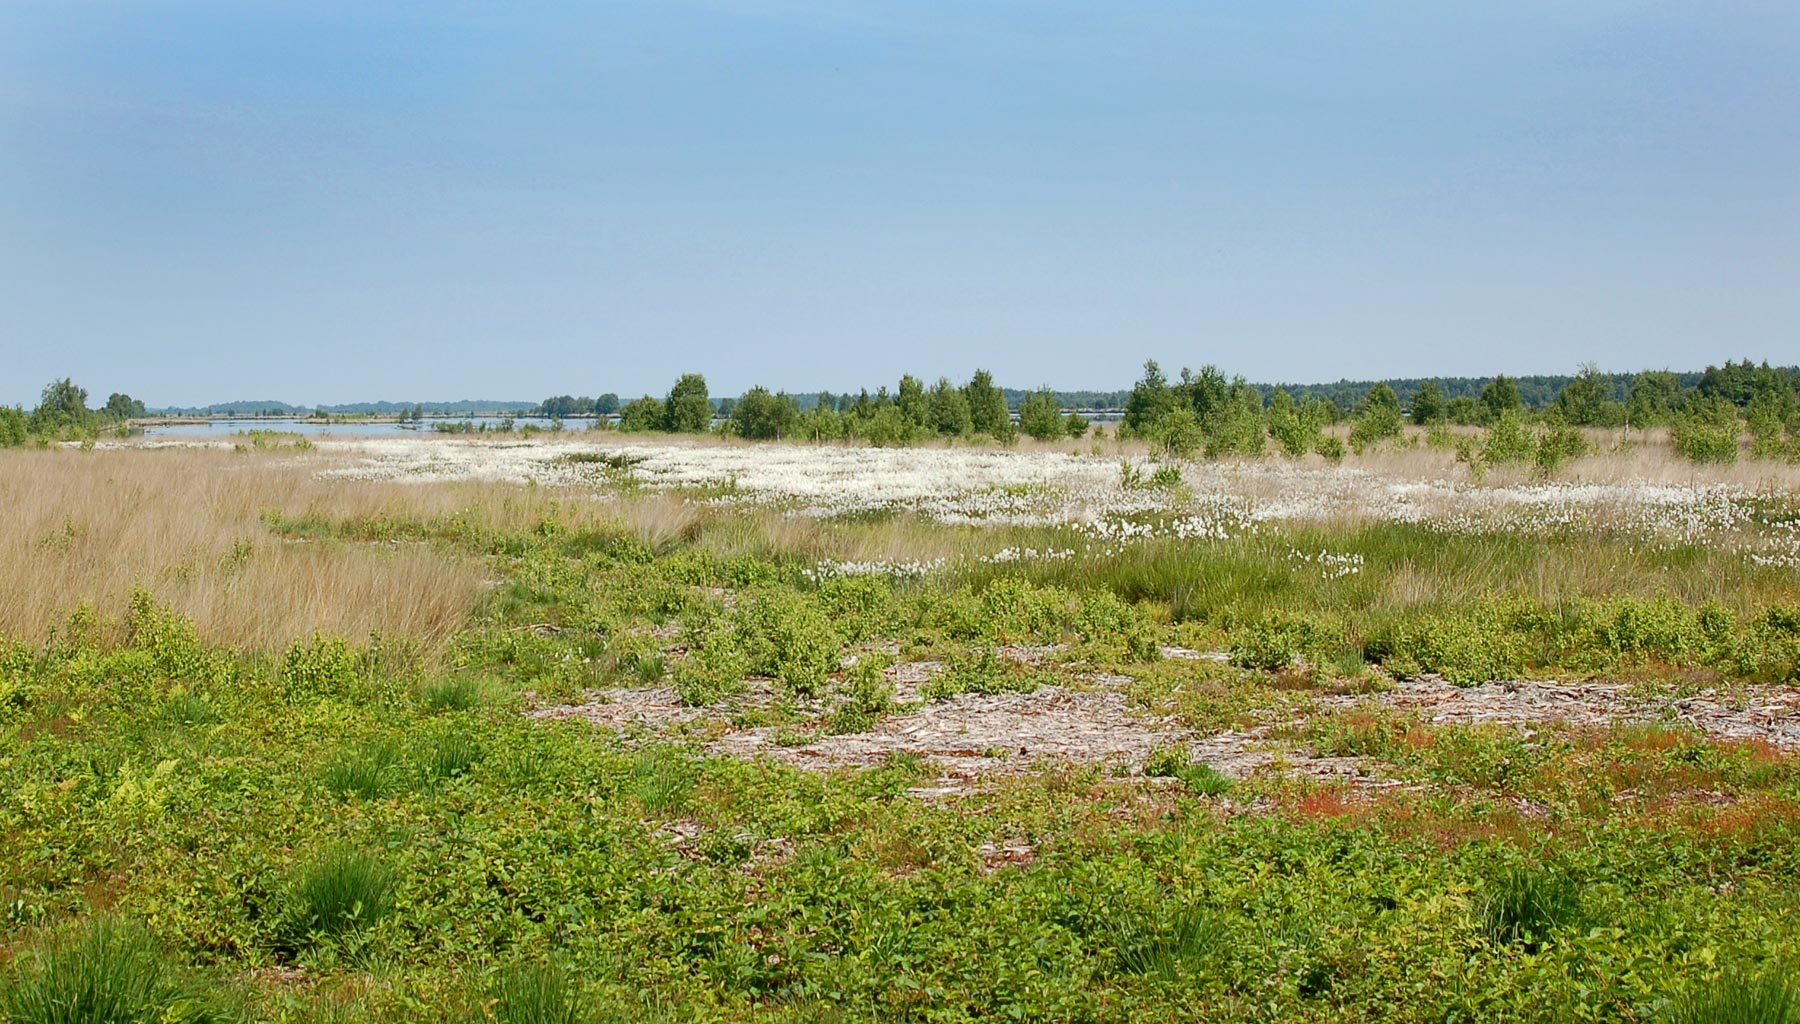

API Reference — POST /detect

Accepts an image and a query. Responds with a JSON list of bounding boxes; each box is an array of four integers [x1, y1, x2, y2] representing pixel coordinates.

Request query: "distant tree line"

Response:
[[0, 379, 147, 447]]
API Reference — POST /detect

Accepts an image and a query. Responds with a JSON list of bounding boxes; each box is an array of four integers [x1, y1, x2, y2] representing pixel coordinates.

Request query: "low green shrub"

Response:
[[280, 634, 363, 703]]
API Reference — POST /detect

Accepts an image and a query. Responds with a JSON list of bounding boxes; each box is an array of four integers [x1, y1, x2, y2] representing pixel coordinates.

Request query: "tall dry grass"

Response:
[[0, 447, 500, 650]]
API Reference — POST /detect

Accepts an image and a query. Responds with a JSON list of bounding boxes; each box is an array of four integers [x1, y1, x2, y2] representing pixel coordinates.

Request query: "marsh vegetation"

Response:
[[2, 426, 1799, 1022]]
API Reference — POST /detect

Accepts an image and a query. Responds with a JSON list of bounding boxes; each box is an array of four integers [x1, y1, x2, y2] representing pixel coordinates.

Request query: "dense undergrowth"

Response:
[[4, 495, 1800, 1022]]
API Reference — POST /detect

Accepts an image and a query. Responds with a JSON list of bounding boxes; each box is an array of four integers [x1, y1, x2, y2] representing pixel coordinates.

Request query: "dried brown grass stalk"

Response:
[[0, 447, 491, 649]]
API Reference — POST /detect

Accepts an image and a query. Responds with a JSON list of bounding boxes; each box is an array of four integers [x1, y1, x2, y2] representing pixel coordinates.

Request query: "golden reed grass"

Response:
[[0, 447, 505, 650]]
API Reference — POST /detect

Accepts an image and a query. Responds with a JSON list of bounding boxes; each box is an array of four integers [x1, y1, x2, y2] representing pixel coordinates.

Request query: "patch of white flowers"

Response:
[[1289, 548, 1365, 580], [311, 437, 1800, 564]]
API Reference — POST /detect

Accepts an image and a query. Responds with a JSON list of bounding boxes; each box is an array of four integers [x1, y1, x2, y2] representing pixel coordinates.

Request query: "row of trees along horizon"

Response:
[[6, 361, 1799, 465]]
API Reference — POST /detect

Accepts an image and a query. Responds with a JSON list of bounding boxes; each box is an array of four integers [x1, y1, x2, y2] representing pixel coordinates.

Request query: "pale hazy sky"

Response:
[[2, 2, 1796, 406]]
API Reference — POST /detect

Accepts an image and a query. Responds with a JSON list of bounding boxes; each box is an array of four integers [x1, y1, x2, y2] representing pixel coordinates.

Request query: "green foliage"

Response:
[[1534, 423, 1592, 473], [662, 373, 713, 433], [0, 918, 236, 1024], [1410, 381, 1446, 425], [963, 369, 1013, 440], [1143, 746, 1234, 796], [1230, 613, 1330, 671], [1672, 413, 1742, 465], [616, 396, 665, 433], [1482, 412, 1537, 464], [732, 591, 841, 697], [1018, 388, 1066, 441], [427, 729, 485, 780], [926, 377, 972, 437], [421, 675, 485, 713], [280, 634, 363, 702], [1313, 434, 1346, 462], [728, 386, 799, 440]]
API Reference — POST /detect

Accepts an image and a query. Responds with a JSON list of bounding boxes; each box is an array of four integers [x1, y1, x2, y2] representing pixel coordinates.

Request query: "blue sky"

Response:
[[2, 2, 1795, 406]]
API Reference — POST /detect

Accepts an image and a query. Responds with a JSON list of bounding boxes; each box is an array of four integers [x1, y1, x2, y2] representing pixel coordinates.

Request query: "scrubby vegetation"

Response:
[[4, 404, 1800, 1021]]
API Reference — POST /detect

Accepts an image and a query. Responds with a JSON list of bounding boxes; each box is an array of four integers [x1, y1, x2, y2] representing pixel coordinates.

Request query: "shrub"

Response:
[[1534, 424, 1591, 474], [1482, 413, 1536, 464], [1230, 613, 1330, 671], [160, 688, 220, 726], [825, 657, 893, 734], [1672, 420, 1741, 464], [283, 847, 396, 945], [733, 592, 841, 697], [0, 917, 236, 1024], [280, 634, 363, 702], [1313, 435, 1346, 463]]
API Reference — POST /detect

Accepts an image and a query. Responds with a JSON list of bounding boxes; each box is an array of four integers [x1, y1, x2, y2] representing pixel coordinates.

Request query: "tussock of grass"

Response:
[[283, 847, 397, 945], [0, 917, 236, 1024], [1672, 972, 1800, 1024]]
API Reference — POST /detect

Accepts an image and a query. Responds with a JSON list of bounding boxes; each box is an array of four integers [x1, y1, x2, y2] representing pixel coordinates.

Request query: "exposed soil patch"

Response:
[[1323, 679, 1800, 748]]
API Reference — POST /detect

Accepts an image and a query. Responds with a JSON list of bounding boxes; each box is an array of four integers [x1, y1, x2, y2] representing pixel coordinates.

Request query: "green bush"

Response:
[[1313, 435, 1346, 463], [732, 592, 841, 697], [0, 917, 237, 1024], [1229, 613, 1330, 671], [280, 634, 363, 702], [1143, 745, 1234, 796], [1482, 413, 1536, 464], [1672, 414, 1742, 465]]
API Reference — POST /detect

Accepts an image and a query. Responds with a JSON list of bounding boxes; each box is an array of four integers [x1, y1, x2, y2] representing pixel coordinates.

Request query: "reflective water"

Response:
[[144, 417, 601, 438]]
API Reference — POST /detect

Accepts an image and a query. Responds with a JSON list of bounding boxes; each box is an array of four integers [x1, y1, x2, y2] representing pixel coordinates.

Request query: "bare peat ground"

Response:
[[531, 657, 1800, 797]]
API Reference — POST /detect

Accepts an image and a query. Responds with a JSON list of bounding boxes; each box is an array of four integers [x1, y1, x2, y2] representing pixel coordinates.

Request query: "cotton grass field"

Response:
[[5, 432, 1800, 1022]]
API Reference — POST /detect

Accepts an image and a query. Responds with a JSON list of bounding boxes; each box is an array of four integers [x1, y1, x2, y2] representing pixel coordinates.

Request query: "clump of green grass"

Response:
[[480, 962, 591, 1024], [421, 675, 485, 713], [426, 730, 484, 780], [283, 847, 397, 945], [632, 652, 667, 685], [1479, 863, 1581, 949], [323, 740, 403, 801], [1143, 745, 1234, 796], [629, 749, 689, 813], [1104, 906, 1225, 978], [1671, 971, 1799, 1024], [0, 917, 237, 1024], [160, 688, 219, 726]]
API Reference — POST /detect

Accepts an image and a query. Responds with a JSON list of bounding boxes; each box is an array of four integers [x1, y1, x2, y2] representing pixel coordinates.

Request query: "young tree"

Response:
[[1410, 382, 1446, 425], [1350, 382, 1405, 452], [926, 377, 972, 436], [103, 392, 147, 420], [663, 373, 712, 432], [896, 375, 928, 428], [1552, 363, 1610, 426], [1124, 360, 1177, 433], [1479, 375, 1523, 423], [1626, 371, 1681, 428], [729, 387, 799, 440], [34, 378, 89, 432], [963, 369, 1012, 438], [619, 396, 664, 432], [1018, 388, 1066, 440]]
